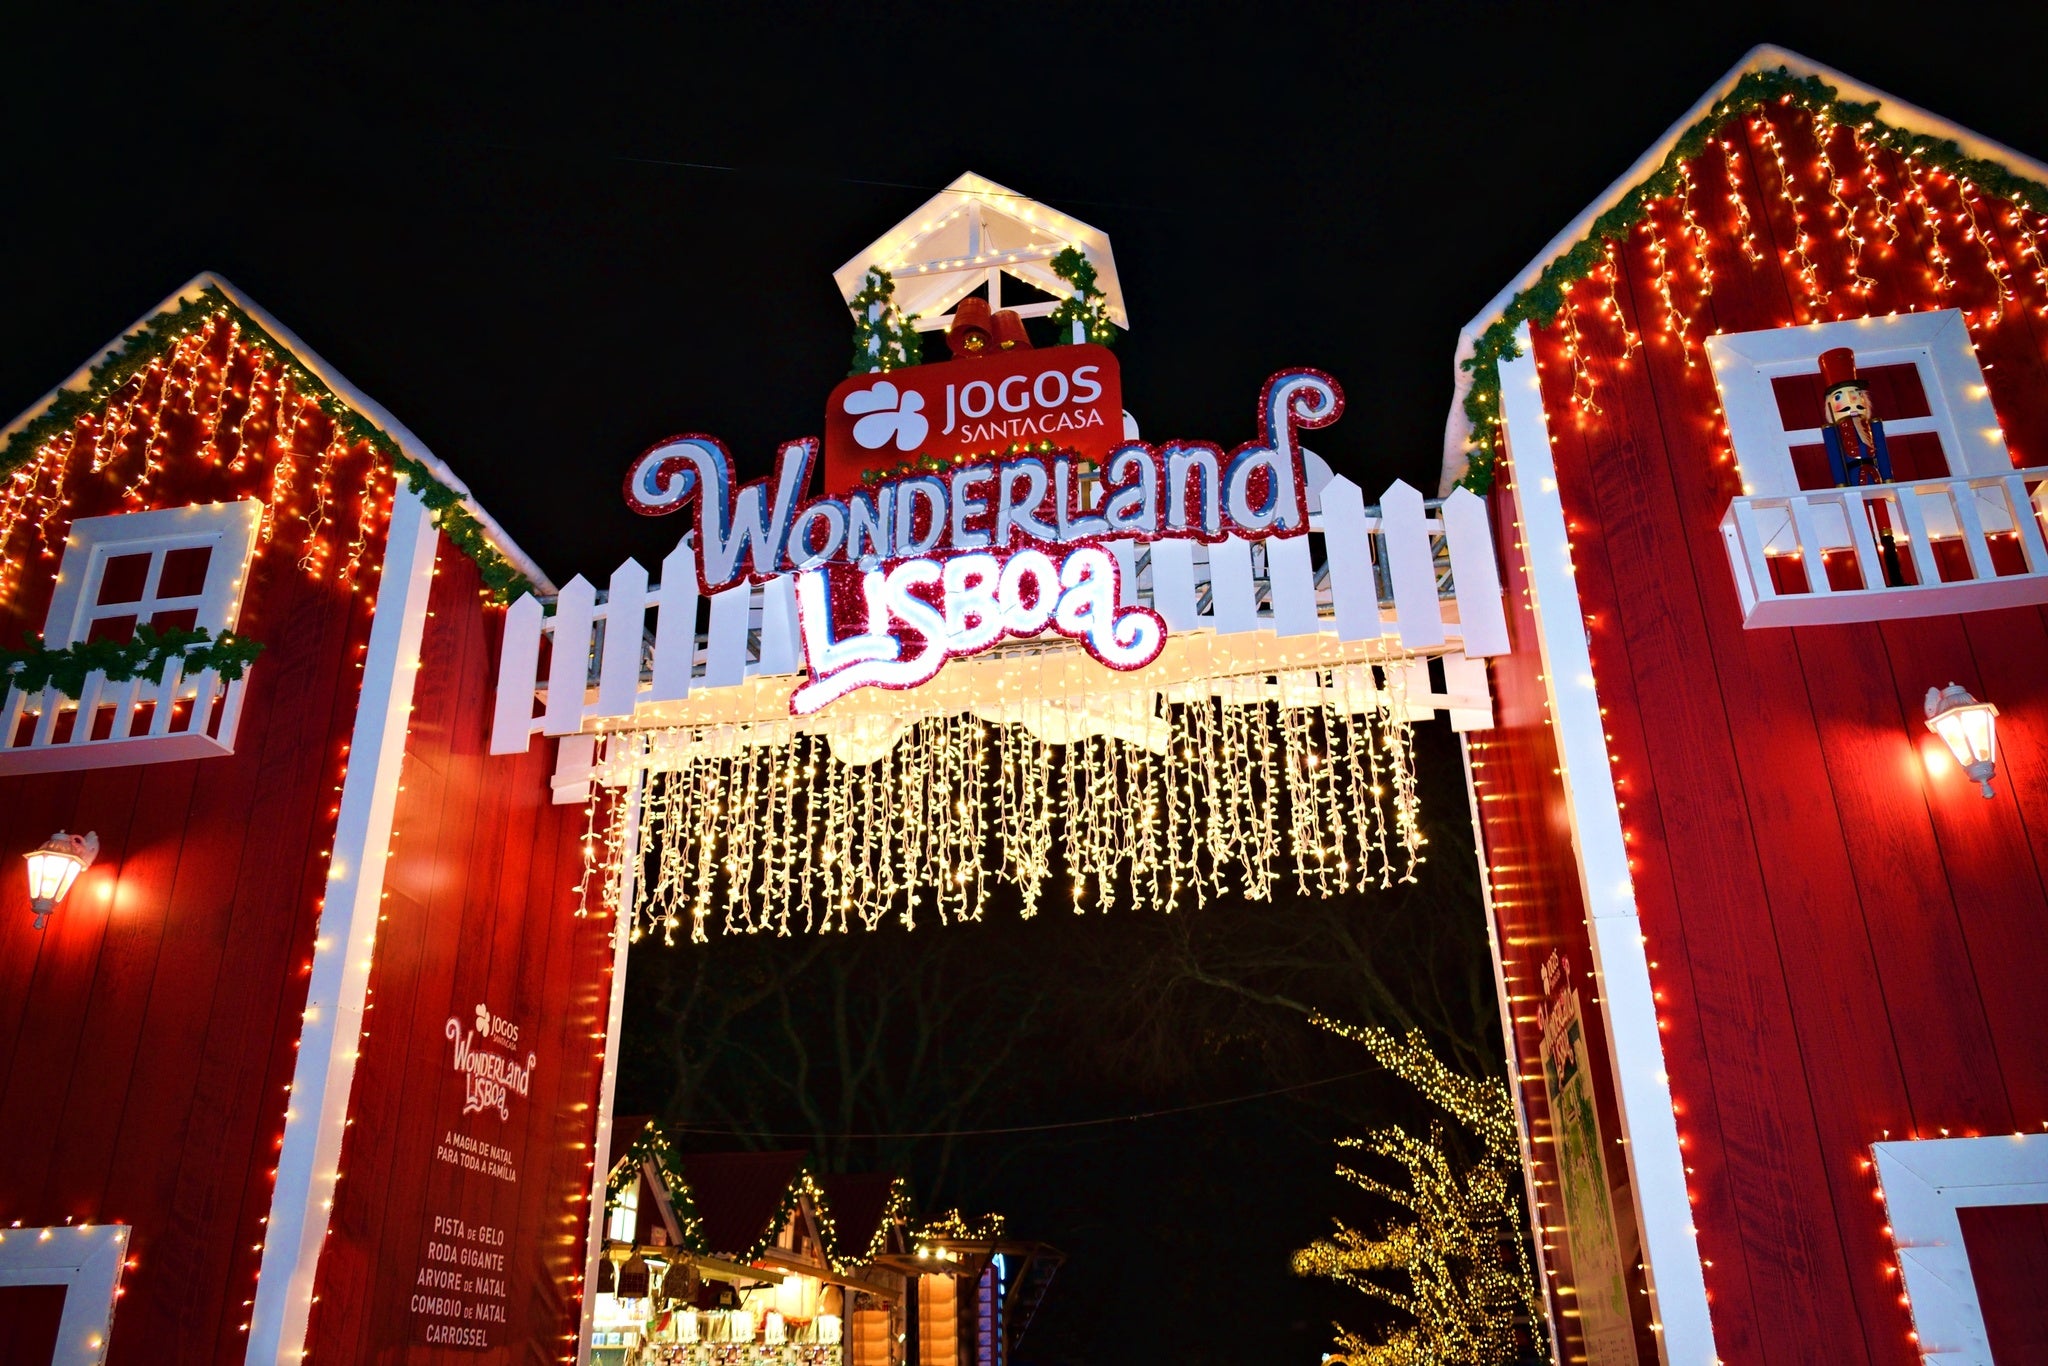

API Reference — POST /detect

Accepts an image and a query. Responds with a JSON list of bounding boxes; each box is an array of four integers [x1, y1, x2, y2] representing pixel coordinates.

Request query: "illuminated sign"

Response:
[[623, 367, 1343, 710], [819, 344, 1123, 494]]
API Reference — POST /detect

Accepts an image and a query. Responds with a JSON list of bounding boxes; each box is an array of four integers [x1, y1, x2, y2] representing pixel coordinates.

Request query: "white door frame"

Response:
[[1874, 1132, 2048, 1364]]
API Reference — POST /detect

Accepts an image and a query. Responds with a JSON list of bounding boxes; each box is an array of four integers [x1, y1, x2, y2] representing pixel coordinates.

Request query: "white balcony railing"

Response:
[[1720, 468, 2048, 627], [0, 656, 250, 775]]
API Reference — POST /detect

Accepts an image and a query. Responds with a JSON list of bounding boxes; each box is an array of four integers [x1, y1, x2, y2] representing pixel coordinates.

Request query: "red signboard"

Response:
[[821, 344, 1122, 494]]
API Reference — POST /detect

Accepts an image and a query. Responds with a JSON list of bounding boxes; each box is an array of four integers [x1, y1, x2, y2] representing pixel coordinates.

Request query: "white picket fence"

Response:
[[489, 477, 1506, 756], [0, 656, 250, 775]]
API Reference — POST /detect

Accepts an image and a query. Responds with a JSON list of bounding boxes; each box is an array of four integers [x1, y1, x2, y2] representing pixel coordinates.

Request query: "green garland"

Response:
[[810, 1172, 912, 1272], [1046, 247, 1117, 346], [1455, 66, 2048, 494], [2, 624, 264, 700], [604, 1119, 708, 1254], [847, 266, 925, 375], [0, 286, 535, 603]]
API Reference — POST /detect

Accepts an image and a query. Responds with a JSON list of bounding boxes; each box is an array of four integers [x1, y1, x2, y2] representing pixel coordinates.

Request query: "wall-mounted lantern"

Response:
[[24, 830, 98, 929], [1925, 684, 2000, 799]]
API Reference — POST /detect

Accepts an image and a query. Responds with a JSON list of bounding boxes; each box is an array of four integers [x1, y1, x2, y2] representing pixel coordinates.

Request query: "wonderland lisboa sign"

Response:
[[624, 349, 1341, 716]]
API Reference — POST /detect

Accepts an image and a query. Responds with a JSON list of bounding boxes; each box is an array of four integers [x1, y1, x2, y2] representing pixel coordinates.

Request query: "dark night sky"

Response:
[[7, 4, 2047, 587], [7, 5, 2048, 1361]]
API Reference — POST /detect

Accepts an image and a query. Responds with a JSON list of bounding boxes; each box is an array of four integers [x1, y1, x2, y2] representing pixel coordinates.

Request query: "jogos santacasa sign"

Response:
[[818, 344, 1123, 494], [623, 366, 1342, 716]]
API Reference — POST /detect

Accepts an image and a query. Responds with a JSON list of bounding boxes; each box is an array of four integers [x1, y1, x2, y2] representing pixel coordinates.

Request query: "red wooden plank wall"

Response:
[[1470, 477, 1661, 1363], [303, 544, 613, 1365], [1511, 102, 2048, 1365], [0, 398, 388, 1362]]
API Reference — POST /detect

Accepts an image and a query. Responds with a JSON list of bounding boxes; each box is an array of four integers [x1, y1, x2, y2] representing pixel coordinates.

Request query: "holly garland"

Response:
[[603, 1119, 708, 1255], [847, 266, 926, 375], [0, 286, 535, 603], [808, 1172, 913, 1273], [387, 453, 534, 602], [2, 624, 264, 701], [1046, 247, 1116, 346], [1455, 65, 2048, 494]]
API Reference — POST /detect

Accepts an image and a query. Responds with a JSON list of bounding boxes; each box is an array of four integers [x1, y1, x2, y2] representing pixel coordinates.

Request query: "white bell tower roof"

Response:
[[832, 171, 1128, 333]]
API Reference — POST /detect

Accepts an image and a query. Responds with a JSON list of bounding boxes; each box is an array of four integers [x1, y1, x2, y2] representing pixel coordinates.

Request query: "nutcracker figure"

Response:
[[1817, 346, 1905, 585], [1818, 347, 1895, 486]]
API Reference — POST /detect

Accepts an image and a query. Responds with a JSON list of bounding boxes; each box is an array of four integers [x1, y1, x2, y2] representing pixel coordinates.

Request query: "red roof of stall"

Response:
[[670, 1149, 811, 1259]]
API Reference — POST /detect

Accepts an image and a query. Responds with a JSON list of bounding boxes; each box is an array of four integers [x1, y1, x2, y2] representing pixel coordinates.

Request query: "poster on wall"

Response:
[[1539, 951, 1636, 1363], [406, 1001, 538, 1351]]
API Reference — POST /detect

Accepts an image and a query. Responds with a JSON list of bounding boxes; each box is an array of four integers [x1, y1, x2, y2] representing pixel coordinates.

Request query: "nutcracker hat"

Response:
[[1818, 347, 1862, 392]]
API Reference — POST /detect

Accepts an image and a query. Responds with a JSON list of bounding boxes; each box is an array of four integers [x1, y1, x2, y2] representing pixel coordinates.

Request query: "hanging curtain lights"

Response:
[[596, 666, 1429, 945]]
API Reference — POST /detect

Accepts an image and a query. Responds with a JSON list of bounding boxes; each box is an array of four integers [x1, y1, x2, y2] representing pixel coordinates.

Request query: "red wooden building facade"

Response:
[[0, 277, 618, 1366], [1453, 47, 2048, 1366]]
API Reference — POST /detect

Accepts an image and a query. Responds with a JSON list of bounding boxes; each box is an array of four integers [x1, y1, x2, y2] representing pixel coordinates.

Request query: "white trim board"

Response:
[[1497, 326, 1716, 1364], [576, 767, 645, 1365], [244, 482, 441, 1364], [0, 1223, 130, 1366], [1873, 1132, 2048, 1365]]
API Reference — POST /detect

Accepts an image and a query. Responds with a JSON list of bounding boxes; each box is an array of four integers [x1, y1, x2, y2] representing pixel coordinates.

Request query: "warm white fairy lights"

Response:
[[1677, 159, 1716, 305], [1753, 114, 1827, 312], [1900, 160, 1955, 297], [1719, 136, 1766, 265], [1813, 112, 1875, 296], [589, 667, 1429, 944], [1955, 179, 2015, 326], [1644, 217, 1698, 367], [1601, 244, 1642, 365]]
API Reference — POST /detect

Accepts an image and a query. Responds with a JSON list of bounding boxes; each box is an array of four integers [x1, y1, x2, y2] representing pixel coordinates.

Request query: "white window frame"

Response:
[[1873, 1132, 2048, 1365], [1706, 308, 2009, 500], [0, 1223, 131, 1366], [42, 500, 262, 648], [0, 500, 263, 775], [607, 1175, 641, 1245]]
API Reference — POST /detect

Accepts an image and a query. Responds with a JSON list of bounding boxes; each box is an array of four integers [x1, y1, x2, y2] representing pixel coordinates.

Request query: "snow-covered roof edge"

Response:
[[1438, 44, 2048, 494], [0, 271, 555, 595]]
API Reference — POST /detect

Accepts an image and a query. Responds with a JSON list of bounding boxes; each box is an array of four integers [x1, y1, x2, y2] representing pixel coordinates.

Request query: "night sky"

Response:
[[7, 4, 2048, 1361]]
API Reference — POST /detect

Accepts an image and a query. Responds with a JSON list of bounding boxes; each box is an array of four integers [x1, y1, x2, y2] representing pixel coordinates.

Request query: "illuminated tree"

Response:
[[1292, 1015, 1545, 1366]]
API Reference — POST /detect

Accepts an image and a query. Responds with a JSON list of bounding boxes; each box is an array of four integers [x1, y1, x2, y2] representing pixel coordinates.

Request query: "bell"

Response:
[[946, 297, 995, 357], [991, 309, 1033, 351]]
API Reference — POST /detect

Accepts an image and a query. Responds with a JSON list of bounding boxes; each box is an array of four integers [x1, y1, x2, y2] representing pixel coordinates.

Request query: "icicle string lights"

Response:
[[1814, 112, 1876, 295], [612, 667, 1428, 945], [1753, 114, 1828, 312]]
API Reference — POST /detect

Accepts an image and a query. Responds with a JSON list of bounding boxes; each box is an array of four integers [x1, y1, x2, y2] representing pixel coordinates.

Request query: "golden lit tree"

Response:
[[1292, 1014, 1544, 1366]]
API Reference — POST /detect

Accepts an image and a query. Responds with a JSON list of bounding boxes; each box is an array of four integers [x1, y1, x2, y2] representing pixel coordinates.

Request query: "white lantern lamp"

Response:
[[25, 831, 98, 929], [1925, 684, 1999, 798]]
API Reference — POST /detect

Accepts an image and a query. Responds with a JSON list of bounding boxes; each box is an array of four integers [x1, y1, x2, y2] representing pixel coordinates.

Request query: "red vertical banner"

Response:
[[307, 546, 612, 1364]]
